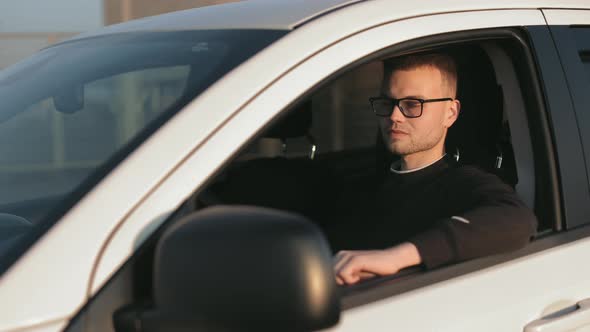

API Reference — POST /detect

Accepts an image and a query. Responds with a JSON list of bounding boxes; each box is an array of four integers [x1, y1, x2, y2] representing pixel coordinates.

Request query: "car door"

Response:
[[79, 5, 590, 332]]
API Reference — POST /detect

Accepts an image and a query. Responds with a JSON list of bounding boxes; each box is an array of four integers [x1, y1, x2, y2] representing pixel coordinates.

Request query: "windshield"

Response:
[[0, 29, 286, 271]]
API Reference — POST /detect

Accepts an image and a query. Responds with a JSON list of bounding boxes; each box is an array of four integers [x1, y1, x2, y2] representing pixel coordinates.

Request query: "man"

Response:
[[333, 53, 537, 285]]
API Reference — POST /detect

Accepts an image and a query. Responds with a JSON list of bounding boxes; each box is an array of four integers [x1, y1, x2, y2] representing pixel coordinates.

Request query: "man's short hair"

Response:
[[383, 52, 458, 97]]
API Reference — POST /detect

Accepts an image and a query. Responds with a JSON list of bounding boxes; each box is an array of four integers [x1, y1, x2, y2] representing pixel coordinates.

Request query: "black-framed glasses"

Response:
[[369, 96, 454, 118]]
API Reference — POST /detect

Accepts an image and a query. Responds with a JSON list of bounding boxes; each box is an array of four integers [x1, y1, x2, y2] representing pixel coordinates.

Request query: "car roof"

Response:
[[70, 0, 363, 40], [69, 0, 590, 41]]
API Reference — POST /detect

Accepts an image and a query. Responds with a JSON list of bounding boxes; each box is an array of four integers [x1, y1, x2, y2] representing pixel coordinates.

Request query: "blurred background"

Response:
[[0, 0, 240, 69]]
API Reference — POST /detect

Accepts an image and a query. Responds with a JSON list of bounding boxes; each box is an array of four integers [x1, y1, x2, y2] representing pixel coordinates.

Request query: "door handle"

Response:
[[524, 299, 590, 332]]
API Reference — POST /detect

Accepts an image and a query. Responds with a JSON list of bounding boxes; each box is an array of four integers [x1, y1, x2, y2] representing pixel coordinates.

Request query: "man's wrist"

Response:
[[385, 242, 423, 270]]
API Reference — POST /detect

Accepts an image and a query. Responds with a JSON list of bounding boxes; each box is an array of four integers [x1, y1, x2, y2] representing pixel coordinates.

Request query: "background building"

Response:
[[103, 0, 239, 25]]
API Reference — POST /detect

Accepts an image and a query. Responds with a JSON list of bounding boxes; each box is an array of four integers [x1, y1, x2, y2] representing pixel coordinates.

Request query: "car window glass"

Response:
[[0, 66, 190, 221], [0, 29, 287, 274], [546, 25, 590, 228]]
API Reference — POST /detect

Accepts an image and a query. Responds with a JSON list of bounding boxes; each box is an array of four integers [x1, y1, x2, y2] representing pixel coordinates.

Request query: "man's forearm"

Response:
[[410, 204, 536, 269]]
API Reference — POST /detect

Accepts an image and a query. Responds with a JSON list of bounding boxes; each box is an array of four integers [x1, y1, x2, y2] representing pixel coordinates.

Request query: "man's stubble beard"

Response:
[[386, 127, 446, 157]]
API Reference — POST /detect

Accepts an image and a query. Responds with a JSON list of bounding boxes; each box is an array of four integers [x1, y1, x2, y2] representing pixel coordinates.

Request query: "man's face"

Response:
[[379, 65, 459, 156]]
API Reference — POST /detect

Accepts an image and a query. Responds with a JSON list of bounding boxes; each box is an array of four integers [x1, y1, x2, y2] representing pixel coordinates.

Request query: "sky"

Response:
[[0, 0, 103, 33]]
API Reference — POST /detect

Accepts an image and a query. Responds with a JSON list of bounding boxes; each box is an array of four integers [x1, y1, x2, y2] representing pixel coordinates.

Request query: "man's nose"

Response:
[[390, 104, 405, 122]]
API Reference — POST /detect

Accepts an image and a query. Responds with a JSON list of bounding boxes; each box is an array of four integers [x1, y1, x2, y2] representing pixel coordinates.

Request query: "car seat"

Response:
[[200, 101, 337, 223], [446, 45, 518, 186]]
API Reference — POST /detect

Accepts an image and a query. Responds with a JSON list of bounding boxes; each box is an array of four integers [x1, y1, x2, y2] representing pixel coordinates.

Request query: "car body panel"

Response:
[[327, 236, 590, 331], [543, 8, 590, 24], [13, 320, 68, 332]]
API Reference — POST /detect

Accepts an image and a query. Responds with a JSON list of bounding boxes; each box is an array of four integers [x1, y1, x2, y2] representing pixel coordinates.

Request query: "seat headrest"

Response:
[[264, 101, 312, 139], [445, 46, 504, 168]]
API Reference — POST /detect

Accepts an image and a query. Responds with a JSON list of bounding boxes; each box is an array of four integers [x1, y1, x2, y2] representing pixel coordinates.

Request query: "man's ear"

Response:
[[444, 99, 461, 128]]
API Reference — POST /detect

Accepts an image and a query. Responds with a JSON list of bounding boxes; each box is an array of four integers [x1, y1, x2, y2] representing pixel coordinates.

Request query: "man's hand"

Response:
[[333, 242, 422, 285]]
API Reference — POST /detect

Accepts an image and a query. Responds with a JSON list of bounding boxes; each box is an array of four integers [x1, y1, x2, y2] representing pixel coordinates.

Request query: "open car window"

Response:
[[190, 35, 548, 289]]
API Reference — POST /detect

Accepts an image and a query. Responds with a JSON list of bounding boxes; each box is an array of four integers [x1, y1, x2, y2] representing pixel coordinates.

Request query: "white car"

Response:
[[1, 0, 590, 331]]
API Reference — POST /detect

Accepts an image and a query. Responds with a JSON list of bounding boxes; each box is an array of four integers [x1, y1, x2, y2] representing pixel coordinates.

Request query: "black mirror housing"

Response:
[[139, 206, 340, 331]]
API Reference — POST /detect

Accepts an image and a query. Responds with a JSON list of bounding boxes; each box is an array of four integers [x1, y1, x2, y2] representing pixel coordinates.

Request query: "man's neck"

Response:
[[400, 149, 445, 171]]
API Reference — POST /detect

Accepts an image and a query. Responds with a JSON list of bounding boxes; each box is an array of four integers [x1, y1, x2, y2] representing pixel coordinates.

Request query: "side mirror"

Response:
[[115, 206, 340, 331]]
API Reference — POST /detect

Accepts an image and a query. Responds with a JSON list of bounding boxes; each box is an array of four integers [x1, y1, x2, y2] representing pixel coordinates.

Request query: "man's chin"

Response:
[[388, 143, 411, 156]]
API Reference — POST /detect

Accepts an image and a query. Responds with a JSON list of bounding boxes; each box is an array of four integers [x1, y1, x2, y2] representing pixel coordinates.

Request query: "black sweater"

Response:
[[329, 155, 538, 269]]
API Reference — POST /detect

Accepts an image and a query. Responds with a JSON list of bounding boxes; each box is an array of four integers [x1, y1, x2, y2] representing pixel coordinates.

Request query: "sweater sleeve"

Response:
[[409, 167, 537, 269]]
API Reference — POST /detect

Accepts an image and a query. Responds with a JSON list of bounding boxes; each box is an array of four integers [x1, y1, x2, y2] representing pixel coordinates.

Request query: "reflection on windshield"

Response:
[[0, 29, 286, 270]]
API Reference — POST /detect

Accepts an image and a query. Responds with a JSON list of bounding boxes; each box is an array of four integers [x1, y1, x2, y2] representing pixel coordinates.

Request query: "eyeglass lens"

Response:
[[373, 99, 422, 117]]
